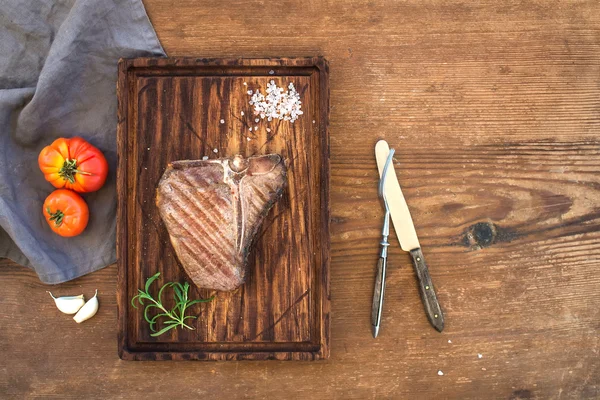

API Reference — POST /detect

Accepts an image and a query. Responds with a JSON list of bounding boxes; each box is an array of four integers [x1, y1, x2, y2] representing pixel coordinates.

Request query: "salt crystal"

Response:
[[266, 128, 271, 133], [220, 119, 225, 124], [213, 148, 218, 153], [144, 167, 147, 170], [247, 137, 251, 141], [313, 120, 316, 124], [249, 127, 252, 131], [247, 90, 253, 95], [437, 370, 444, 376], [243, 82, 247, 86], [478, 354, 483, 359], [448, 340, 452, 343], [249, 81, 303, 123], [147, 147, 150, 150], [254, 126, 258, 130], [202, 156, 209, 160], [255, 118, 259, 123], [481, 367, 486, 371], [269, 70, 275, 75], [241, 111, 244, 116]]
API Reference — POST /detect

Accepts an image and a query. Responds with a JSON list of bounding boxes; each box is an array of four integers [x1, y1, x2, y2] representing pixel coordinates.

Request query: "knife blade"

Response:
[[375, 139, 445, 332]]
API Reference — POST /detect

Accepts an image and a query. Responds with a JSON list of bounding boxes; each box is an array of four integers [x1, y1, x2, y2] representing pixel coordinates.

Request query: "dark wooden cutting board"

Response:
[[116, 57, 330, 360]]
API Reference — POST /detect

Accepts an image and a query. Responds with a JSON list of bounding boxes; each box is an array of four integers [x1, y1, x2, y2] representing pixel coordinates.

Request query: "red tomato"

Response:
[[38, 137, 108, 193], [43, 189, 89, 237]]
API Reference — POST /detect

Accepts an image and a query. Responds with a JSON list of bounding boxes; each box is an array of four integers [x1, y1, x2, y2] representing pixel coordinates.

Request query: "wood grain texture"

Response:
[[1, 0, 600, 397], [117, 57, 330, 360]]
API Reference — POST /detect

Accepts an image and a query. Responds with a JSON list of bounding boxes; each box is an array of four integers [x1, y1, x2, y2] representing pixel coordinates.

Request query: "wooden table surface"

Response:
[[2, 0, 599, 398]]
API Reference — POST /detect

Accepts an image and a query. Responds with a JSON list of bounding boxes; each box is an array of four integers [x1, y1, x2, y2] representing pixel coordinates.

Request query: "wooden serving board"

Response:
[[116, 57, 330, 360]]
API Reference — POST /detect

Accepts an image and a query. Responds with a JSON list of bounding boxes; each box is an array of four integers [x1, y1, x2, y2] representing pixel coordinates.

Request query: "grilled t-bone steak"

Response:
[[156, 154, 286, 291]]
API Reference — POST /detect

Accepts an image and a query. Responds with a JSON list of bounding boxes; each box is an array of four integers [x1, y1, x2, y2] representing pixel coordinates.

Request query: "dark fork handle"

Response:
[[371, 257, 387, 327], [410, 248, 444, 332]]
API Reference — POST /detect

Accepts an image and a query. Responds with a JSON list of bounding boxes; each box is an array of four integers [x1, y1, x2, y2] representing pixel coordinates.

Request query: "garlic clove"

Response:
[[48, 291, 85, 314], [73, 289, 99, 323]]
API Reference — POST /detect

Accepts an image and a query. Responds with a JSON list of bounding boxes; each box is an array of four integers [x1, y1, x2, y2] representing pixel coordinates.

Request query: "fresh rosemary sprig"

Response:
[[131, 272, 215, 337]]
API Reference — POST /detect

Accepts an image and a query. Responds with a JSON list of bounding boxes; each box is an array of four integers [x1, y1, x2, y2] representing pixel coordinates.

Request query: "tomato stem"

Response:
[[58, 159, 92, 183], [46, 207, 65, 227]]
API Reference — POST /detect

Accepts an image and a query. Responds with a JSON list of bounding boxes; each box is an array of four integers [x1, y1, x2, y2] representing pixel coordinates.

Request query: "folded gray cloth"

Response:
[[0, 0, 165, 283]]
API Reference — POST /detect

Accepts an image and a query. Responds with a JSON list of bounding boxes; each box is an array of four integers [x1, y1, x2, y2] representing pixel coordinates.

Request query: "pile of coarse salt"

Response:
[[248, 81, 303, 123]]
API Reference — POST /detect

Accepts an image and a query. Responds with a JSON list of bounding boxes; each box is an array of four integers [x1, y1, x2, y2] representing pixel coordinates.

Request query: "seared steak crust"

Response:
[[156, 154, 286, 291]]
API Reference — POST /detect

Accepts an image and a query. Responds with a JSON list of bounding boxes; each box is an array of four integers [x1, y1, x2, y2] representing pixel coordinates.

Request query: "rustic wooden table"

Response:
[[1, 0, 599, 398]]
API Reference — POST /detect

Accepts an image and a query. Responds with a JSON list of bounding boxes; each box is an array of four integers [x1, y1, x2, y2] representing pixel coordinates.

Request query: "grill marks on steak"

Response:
[[156, 154, 286, 291]]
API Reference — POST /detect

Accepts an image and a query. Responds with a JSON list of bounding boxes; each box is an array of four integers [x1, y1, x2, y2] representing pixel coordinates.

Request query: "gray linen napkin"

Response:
[[0, 0, 166, 283]]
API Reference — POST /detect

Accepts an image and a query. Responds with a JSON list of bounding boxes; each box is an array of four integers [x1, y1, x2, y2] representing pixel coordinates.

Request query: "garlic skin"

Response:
[[48, 292, 85, 314], [73, 289, 99, 323]]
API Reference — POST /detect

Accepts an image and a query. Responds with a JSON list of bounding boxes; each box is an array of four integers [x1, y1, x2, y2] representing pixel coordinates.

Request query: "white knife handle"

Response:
[[409, 248, 444, 332]]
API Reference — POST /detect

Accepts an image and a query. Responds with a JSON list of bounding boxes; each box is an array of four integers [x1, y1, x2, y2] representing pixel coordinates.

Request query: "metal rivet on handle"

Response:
[[425, 286, 430, 290], [416, 257, 421, 262], [434, 314, 438, 318]]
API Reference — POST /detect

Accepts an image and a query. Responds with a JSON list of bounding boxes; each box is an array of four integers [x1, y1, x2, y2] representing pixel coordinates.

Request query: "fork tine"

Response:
[[378, 148, 395, 198]]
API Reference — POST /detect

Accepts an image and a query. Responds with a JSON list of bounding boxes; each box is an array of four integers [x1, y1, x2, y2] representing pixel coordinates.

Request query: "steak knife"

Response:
[[374, 140, 445, 332]]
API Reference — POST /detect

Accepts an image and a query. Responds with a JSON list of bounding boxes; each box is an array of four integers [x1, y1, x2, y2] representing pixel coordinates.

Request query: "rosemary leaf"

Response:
[[150, 324, 178, 337]]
